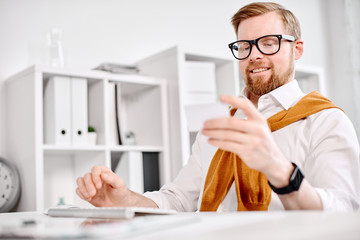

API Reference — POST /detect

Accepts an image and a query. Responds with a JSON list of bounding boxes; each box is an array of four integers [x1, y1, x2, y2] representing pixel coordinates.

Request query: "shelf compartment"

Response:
[[110, 151, 160, 194], [110, 82, 165, 146], [43, 150, 107, 209], [6, 64, 171, 211]]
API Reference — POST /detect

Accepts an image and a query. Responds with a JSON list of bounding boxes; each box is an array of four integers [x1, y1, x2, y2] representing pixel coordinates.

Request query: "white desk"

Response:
[[0, 211, 359, 239]]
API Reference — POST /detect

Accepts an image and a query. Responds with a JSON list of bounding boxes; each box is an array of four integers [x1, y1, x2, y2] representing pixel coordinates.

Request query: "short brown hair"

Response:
[[231, 2, 301, 40]]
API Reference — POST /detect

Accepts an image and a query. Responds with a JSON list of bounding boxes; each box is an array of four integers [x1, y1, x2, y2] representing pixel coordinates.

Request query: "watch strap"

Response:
[[268, 162, 304, 195]]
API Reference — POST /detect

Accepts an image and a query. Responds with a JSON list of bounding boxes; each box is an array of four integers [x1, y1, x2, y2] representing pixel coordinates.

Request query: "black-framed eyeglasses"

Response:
[[228, 34, 295, 60]]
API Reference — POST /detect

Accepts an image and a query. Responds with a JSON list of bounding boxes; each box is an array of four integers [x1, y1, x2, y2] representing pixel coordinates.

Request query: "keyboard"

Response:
[[46, 206, 177, 219]]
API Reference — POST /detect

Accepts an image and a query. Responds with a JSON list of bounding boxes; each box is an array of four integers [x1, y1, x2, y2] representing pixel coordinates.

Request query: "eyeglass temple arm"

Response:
[[282, 34, 295, 41]]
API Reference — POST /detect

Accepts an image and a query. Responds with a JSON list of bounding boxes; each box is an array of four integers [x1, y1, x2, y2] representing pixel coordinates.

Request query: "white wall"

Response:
[[323, 0, 360, 137], [0, 0, 358, 158]]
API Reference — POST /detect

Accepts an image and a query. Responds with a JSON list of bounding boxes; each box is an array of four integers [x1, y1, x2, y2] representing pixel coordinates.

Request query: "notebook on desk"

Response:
[[46, 206, 177, 219]]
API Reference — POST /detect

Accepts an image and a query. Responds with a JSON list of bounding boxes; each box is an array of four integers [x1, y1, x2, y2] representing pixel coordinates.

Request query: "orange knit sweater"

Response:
[[200, 91, 341, 211]]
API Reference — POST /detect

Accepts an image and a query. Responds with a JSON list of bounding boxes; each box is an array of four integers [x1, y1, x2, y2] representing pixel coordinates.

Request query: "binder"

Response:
[[108, 82, 118, 145], [183, 61, 217, 105], [71, 77, 88, 146], [108, 82, 123, 145], [183, 61, 216, 93], [114, 151, 144, 193], [114, 83, 123, 145], [142, 152, 160, 191], [44, 76, 72, 145]]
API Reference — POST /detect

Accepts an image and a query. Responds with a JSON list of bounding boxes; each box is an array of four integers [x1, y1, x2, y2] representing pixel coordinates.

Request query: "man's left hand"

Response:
[[201, 95, 292, 187]]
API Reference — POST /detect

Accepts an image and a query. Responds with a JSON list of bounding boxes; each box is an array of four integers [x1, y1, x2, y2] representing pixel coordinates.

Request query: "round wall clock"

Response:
[[0, 157, 21, 212]]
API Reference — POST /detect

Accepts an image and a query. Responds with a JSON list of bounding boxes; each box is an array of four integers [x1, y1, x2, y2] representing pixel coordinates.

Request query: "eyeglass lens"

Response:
[[232, 35, 280, 59]]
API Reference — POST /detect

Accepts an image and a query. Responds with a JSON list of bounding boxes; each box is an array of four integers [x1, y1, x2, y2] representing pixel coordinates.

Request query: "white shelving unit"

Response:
[[6, 65, 171, 211], [295, 64, 326, 95], [137, 46, 240, 177], [137, 47, 326, 178]]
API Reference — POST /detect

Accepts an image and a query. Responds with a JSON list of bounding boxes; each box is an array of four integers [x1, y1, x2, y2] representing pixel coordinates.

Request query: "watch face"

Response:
[[0, 158, 21, 212], [268, 162, 304, 194], [291, 166, 304, 191]]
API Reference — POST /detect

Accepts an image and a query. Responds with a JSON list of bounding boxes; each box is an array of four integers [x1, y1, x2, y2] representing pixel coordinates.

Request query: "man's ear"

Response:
[[294, 39, 304, 60]]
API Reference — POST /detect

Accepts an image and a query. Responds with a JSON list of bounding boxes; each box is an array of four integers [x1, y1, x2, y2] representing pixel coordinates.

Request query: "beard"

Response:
[[244, 55, 294, 96]]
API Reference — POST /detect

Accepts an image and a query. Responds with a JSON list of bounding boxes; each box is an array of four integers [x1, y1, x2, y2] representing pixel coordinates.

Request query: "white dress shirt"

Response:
[[144, 80, 360, 212]]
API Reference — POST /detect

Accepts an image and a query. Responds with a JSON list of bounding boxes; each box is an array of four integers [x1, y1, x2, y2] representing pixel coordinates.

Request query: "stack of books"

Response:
[[93, 63, 139, 74]]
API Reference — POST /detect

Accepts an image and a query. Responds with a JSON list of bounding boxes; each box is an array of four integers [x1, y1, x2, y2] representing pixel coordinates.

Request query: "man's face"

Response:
[[237, 12, 296, 96]]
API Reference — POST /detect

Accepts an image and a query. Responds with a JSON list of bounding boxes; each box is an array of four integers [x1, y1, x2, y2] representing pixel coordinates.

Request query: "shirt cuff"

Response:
[[315, 188, 359, 212], [143, 191, 168, 209]]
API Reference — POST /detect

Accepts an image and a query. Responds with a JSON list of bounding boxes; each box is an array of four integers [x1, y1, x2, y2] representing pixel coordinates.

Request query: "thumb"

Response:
[[220, 95, 261, 121], [100, 172, 125, 189]]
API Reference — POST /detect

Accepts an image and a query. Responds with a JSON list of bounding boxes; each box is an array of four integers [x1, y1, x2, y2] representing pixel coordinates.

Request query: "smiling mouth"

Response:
[[251, 67, 270, 73]]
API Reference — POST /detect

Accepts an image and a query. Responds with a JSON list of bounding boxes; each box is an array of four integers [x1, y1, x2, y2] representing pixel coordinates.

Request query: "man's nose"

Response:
[[249, 44, 264, 61]]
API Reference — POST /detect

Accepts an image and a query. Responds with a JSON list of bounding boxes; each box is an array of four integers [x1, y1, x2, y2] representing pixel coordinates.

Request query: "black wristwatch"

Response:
[[268, 162, 304, 194]]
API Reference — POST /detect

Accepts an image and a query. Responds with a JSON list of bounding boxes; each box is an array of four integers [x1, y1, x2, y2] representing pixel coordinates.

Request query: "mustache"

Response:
[[246, 61, 272, 72]]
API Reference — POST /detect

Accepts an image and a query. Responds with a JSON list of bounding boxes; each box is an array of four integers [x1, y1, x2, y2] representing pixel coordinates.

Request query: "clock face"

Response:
[[0, 163, 15, 207], [0, 158, 21, 212]]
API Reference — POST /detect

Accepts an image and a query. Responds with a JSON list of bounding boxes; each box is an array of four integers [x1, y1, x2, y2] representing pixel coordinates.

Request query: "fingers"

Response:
[[203, 116, 265, 137], [100, 171, 123, 189], [91, 166, 112, 189], [202, 128, 249, 144], [76, 166, 113, 201], [75, 165, 125, 201], [76, 176, 92, 201], [76, 186, 86, 200], [202, 95, 269, 138], [91, 165, 123, 189], [207, 137, 247, 154], [201, 95, 272, 157], [204, 127, 259, 155], [84, 173, 97, 196], [219, 95, 264, 123]]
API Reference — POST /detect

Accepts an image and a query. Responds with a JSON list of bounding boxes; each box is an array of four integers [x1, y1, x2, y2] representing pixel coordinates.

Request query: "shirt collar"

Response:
[[267, 80, 304, 110], [241, 80, 305, 110]]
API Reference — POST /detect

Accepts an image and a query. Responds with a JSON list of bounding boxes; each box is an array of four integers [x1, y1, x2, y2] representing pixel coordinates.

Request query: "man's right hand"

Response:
[[76, 166, 131, 207]]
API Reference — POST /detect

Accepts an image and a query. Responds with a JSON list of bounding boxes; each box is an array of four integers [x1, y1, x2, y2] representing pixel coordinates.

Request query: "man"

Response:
[[76, 2, 360, 211]]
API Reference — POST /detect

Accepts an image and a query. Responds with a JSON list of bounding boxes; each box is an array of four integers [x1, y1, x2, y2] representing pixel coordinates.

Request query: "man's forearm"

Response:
[[264, 153, 323, 210], [278, 180, 323, 210], [126, 190, 159, 208]]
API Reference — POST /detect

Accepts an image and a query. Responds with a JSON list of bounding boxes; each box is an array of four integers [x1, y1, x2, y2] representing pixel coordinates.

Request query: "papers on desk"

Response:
[[2, 211, 360, 240]]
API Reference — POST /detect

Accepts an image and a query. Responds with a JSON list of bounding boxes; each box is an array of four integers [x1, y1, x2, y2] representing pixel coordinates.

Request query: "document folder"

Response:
[[44, 76, 72, 145], [108, 82, 124, 145], [71, 77, 88, 146]]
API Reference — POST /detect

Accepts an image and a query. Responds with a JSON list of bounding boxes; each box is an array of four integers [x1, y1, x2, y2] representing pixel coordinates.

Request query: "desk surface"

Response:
[[0, 211, 359, 240]]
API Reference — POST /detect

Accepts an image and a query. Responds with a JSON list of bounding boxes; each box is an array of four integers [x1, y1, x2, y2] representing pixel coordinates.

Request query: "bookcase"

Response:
[[137, 46, 326, 177], [6, 65, 171, 211], [294, 64, 326, 95], [137, 46, 241, 176]]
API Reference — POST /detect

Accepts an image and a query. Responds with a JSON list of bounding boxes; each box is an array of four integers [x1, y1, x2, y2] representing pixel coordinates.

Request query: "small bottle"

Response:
[[57, 197, 65, 206]]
